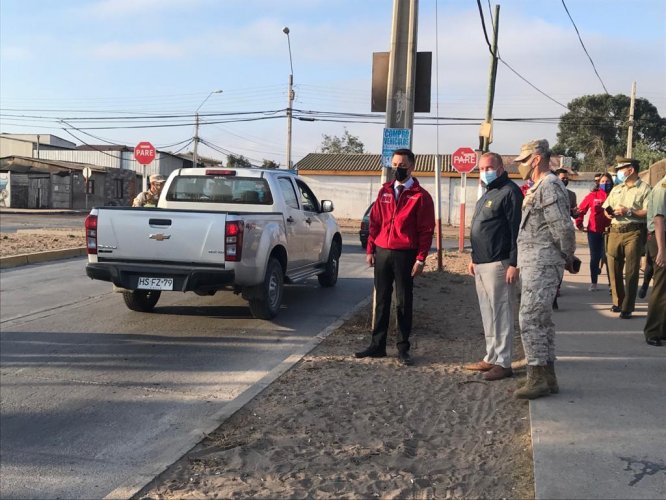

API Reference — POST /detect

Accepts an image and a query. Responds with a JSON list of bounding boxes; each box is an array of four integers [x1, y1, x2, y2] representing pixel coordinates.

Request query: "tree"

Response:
[[227, 154, 253, 168], [555, 94, 666, 172], [261, 159, 280, 169], [319, 128, 365, 154], [632, 140, 666, 170]]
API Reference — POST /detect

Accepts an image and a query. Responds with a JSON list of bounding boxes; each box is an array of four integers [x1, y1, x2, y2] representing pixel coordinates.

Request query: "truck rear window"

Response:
[[165, 176, 273, 205]]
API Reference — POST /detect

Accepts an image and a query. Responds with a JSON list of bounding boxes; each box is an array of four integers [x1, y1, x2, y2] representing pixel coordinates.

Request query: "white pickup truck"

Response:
[[85, 167, 342, 319]]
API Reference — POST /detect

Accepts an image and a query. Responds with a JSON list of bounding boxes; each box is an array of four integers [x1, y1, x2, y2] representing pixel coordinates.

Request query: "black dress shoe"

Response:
[[619, 311, 632, 319], [646, 338, 662, 347], [354, 347, 387, 358], [637, 286, 648, 299], [397, 351, 413, 366], [610, 305, 621, 313]]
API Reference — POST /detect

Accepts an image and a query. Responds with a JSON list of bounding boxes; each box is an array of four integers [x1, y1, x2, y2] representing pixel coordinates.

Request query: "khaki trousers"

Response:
[[606, 228, 643, 313], [473, 260, 515, 369], [644, 233, 666, 340]]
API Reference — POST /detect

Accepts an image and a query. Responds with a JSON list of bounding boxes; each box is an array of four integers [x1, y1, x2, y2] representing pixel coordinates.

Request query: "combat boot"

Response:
[[514, 365, 550, 400], [545, 361, 559, 394]]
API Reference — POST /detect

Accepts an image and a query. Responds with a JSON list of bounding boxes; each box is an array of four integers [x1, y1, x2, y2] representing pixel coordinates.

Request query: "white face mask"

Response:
[[616, 169, 628, 183]]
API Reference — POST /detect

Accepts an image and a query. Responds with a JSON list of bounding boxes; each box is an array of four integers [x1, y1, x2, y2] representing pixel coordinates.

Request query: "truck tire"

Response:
[[248, 258, 284, 319], [318, 240, 340, 287], [122, 290, 161, 312]]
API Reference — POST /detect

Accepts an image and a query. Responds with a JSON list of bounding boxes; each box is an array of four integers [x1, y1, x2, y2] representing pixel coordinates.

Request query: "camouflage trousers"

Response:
[[519, 264, 564, 365]]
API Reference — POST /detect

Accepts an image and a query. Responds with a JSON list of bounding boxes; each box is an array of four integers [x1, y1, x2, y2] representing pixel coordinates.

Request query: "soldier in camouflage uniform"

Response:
[[514, 139, 576, 400], [132, 174, 166, 207]]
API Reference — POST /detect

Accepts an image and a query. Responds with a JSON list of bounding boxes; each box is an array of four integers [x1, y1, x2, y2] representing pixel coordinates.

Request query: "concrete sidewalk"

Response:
[[530, 245, 665, 499]]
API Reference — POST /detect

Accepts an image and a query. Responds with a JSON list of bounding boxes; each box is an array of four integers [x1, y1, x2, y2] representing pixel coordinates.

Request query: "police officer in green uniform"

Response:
[[643, 173, 666, 346], [602, 158, 651, 319]]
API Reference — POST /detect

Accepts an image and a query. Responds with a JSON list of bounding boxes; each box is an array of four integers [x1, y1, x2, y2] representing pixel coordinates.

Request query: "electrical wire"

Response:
[[476, 0, 568, 110], [560, 0, 609, 93]]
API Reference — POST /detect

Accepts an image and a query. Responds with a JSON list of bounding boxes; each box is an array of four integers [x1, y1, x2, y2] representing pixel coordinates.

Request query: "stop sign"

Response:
[[134, 141, 156, 165], [451, 147, 478, 173]]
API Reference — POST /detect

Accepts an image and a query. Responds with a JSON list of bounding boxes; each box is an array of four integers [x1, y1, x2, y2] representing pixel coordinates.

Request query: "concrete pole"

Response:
[[192, 113, 200, 168], [283, 27, 295, 170], [287, 73, 294, 169], [382, 0, 418, 184], [626, 81, 636, 158], [481, 4, 500, 153]]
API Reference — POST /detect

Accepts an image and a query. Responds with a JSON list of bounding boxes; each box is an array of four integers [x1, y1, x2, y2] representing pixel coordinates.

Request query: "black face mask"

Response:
[[394, 167, 408, 182], [561, 179, 569, 187]]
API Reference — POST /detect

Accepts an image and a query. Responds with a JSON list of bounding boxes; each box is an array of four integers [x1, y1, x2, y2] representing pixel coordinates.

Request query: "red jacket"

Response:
[[367, 178, 435, 261], [575, 189, 610, 233]]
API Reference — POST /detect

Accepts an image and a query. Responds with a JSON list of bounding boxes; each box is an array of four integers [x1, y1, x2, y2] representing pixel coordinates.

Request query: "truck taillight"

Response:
[[225, 221, 243, 261], [84, 214, 98, 254]]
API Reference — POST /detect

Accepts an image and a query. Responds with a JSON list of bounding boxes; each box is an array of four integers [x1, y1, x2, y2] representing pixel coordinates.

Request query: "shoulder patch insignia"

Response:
[[484, 200, 493, 208]]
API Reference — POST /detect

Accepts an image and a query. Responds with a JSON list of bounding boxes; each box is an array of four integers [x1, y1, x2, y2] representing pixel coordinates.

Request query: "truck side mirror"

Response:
[[321, 200, 334, 213]]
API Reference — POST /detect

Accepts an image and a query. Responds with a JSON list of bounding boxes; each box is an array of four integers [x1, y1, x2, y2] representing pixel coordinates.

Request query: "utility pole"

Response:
[[626, 81, 636, 158], [480, 4, 500, 153], [283, 27, 295, 170], [382, 0, 418, 183], [192, 90, 223, 168], [193, 113, 200, 168]]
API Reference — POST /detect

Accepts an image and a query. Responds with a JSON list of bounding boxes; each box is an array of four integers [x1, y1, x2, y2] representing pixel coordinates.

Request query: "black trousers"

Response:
[[370, 246, 417, 353]]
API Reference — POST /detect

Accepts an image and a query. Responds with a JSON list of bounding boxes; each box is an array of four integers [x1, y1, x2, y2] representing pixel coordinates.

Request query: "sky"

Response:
[[1, 0, 665, 166]]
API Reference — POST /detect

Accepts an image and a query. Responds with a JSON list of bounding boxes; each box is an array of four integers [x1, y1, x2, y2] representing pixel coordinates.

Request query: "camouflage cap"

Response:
[[514, 139, 550, 162], [149, 174, 166, 183]]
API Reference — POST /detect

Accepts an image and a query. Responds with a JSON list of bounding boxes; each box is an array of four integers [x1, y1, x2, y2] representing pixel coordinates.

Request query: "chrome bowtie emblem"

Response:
[[149, 233, 171, 241]]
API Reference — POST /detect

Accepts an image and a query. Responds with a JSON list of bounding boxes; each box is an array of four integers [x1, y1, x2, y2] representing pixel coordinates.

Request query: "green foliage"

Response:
[[632, 140, 666, 170], [227, 154, 253, 168], [320, 128, 365, 154], [261, 159, 280, 169], [555, 94, 666, 172]]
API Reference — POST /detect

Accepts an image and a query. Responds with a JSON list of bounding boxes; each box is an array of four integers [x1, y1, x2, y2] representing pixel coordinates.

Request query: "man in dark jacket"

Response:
[[354, 148, 435, 366], [464, 152, 523, 381]]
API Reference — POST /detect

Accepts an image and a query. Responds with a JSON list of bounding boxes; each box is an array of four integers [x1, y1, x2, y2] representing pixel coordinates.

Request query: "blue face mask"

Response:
[[480, 169, 498, 186], [616, 169, 628, 183], [599, 182, 612, 193]]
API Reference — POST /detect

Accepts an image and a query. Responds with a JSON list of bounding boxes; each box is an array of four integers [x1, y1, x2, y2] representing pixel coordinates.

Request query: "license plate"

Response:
[[137, 277, 174, 290]]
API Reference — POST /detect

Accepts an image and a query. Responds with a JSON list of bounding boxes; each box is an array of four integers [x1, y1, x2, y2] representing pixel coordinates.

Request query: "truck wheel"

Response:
[[122, 290, 161, 312], [318, 240, 340, 287], [248, 258, 284, 319]]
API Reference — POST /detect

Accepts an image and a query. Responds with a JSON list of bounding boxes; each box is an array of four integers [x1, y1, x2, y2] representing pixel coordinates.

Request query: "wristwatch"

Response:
[[626, 209, 633, 217]]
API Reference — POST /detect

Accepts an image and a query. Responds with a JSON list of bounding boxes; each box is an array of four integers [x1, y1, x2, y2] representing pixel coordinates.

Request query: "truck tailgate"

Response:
[[97, 209, 227, 264]]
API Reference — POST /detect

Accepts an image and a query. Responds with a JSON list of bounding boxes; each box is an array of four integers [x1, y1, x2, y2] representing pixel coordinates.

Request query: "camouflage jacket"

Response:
[[517, 173, 576, 268], [132, 190, 160, 207]]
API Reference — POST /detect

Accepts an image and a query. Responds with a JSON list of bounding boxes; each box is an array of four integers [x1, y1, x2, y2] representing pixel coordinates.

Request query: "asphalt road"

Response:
[[0, 236, 373, 499]]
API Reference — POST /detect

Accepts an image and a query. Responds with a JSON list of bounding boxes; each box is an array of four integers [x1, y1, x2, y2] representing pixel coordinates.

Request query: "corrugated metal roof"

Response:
[[0, 156, 108, 173], [295, 153, 564, 176]]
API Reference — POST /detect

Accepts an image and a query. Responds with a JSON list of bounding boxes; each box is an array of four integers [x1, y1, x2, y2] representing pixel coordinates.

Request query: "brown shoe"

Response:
[[463, 360, 493, 372], [483, 365, 513, 381]]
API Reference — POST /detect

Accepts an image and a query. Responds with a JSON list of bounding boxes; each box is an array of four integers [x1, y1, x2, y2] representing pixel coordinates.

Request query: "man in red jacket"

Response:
[[355, 148, 435, 366]]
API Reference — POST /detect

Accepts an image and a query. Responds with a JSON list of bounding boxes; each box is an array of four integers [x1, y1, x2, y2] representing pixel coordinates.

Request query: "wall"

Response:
[[300, 174, 510, 226], [301, 173, 596, 226], [0, 137, 33, 157]]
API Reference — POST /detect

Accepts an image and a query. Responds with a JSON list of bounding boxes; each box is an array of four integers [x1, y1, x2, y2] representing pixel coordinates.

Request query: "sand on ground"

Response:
[[137, 251, 533, 500]]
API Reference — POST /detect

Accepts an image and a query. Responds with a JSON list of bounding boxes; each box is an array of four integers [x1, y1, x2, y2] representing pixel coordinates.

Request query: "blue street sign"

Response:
[[381, 128, 411, 168]]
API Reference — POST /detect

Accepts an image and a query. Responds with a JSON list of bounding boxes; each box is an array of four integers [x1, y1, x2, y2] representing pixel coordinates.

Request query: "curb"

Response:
[[0, 247, 87, 269]]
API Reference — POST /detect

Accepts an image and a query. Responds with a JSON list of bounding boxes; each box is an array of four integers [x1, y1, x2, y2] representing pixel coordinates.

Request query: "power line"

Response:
[[560, 0, 609, 93], [476, 0, 568, 110]]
